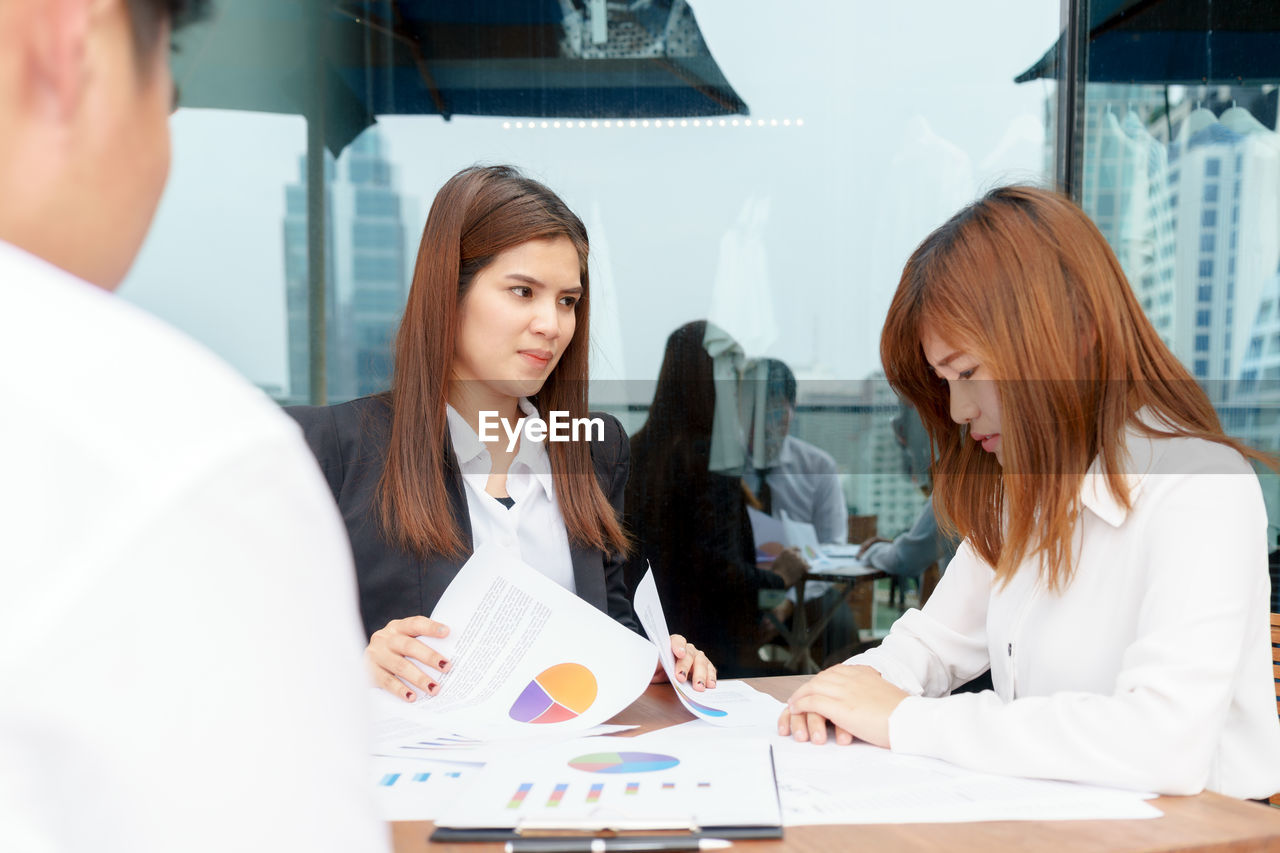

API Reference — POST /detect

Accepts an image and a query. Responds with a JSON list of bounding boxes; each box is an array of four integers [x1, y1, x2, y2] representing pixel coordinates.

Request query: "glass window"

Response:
[[1076, 71, 1280, 529], [120, 1, 1062, 650]]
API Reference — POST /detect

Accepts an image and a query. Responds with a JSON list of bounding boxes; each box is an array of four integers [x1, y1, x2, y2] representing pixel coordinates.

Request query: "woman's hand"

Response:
[[770, 546, 810, 588], [655, 634, 716, 691], [365, 615, 451, 702], [856, 536, 890, 559], [777, 664, 908, 747]]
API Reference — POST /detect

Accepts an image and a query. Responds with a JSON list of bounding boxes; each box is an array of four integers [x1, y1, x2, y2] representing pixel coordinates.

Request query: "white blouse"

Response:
[[445, 399, 576, 594], [851, 423, 1280, 799]]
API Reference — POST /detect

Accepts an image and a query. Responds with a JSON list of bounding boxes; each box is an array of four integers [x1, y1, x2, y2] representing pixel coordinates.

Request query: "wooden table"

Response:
[[393, 675, 1280, 852]]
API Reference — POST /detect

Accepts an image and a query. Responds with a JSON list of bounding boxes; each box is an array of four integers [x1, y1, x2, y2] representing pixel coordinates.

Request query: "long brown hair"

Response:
[[379, 165, 628, 559], [881, 185, 1268, 591]]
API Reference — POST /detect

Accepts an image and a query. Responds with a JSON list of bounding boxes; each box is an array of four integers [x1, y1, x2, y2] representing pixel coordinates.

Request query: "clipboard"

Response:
[[428, 825, 784, 843], [430, 736, 784, 843]]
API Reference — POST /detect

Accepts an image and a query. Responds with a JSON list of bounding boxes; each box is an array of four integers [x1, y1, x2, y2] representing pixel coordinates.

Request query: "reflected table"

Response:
[[781, 559, 887, 673]]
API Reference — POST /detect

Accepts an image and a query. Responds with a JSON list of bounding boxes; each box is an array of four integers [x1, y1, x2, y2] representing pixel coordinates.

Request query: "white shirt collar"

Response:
[[1079, 410, 1166, 528], [445, 397, 555, 500]]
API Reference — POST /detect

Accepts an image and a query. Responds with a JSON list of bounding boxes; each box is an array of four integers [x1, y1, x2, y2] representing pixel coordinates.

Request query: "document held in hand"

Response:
[[403, 544, 658, 739]]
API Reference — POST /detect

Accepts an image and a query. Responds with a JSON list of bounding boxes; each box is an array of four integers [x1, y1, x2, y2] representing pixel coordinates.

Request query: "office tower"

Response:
[[284, 128, 411, 403], [1079, 84, 1178, 350], [834, 375, 927, 538]]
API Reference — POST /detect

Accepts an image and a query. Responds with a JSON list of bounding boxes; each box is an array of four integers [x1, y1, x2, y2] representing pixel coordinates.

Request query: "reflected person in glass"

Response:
[[288, 165, 713, 702], [780, 185, 1280, 799], [626, 320, 810, 678]]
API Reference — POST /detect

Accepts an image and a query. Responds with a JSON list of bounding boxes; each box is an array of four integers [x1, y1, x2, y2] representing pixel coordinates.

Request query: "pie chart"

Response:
[[508, 663, 598, 724], [568, 751, 681, 774]]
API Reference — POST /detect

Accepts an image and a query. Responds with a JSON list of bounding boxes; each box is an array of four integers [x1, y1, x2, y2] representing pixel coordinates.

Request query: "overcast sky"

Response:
[[121, 0, 1059, 396]]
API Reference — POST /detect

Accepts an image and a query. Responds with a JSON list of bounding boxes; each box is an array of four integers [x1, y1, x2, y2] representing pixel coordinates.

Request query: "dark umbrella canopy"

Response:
[[173, 0, 749, 156], [171, 0, 749, 405], [1015, 0, 1280, 85]]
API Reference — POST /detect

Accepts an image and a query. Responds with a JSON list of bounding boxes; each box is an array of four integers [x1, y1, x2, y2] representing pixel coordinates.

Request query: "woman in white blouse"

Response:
[[780, 185, 1280, 799]]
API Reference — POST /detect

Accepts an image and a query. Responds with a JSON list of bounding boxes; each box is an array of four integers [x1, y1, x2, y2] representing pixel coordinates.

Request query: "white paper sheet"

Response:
[[771, 738, 1161, 824], [632, 570, 770, 727], [369, 755, 478, 821], [634, 718, 1160, 824], [399, 544, 657, 739], [369, 689, 636, 762], [436, 735, 782, 832], [779, 511, 831, 567], [747, 505, 786, 562]]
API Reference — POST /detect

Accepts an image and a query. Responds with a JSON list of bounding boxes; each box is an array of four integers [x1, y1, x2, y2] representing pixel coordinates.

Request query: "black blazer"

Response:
[[286, 396, 640, 639]]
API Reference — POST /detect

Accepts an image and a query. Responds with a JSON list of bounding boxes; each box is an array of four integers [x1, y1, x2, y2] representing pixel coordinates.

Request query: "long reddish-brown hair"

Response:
[[882, 185, 1267, 591], [379, 165, 628, 559]]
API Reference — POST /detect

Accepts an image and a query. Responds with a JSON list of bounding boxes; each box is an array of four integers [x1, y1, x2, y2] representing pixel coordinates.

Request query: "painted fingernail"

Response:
[[439, 659, 450, 672], [677, 670, 686, 680], [426, 682, 439, 694], [404, 690, 415, 702], [696, 680, 704, 688]]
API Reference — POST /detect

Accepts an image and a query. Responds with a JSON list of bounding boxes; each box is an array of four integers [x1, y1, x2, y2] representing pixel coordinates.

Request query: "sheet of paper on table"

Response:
[[398, 544, 658, 740], [369, 755, 478, 821], [636, 718, 1159, 824], [779, 511, 830, 567], [436, 735, 782, 833], [369, 692, 637, 763]]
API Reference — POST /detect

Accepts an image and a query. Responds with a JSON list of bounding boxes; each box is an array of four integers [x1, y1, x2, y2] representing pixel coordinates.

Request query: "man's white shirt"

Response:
[[0, 241, 389, 852]]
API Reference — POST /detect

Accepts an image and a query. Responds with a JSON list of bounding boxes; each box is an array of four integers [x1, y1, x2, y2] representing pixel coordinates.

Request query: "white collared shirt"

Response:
[[0, 241, 387, 851], [759, 434, 849, 545], [446, 399, 576, 594], [851, 419, 1280, 798]]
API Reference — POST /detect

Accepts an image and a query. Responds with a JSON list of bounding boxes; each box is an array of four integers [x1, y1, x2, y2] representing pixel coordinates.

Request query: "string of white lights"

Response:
[[500, 118, 805, 130]]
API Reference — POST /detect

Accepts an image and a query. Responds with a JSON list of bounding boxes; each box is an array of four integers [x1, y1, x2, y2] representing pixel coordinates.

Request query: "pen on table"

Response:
[[504, 837, 731, 853]]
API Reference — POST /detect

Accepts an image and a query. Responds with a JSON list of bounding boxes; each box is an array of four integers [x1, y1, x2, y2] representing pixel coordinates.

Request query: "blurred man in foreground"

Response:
[[0, 1, 388, 849]]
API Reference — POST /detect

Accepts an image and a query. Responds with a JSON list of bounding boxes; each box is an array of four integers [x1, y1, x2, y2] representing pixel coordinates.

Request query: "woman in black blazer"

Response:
[[288, 166, 713, 703]]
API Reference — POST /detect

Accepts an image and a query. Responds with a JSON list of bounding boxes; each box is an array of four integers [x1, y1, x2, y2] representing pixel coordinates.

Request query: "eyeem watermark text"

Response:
[[478, 411, 604, 452]]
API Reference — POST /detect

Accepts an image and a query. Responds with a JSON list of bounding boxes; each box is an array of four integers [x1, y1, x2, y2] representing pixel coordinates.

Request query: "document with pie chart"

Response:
[[401, 544, 658, 739], [437, 734, 782, 833]]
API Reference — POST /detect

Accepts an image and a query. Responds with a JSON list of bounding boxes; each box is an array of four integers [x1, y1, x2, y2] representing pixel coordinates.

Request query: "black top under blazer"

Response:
[[286, 395, 640, 639]]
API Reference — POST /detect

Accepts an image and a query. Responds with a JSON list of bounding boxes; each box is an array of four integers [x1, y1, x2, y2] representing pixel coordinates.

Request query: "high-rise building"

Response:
[[284, 128, 411, 403], [815, 375, 924, 539]]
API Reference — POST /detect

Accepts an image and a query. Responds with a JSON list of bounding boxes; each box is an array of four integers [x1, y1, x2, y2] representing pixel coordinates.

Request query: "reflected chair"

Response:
[[845, 514, 879, 631], [1272, 611, 1279, 806]]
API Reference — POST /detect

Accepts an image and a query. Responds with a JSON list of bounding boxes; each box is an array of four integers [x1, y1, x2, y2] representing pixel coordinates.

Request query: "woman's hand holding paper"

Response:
[[365, 615, 452, 702], [669, 633, 716, 690]]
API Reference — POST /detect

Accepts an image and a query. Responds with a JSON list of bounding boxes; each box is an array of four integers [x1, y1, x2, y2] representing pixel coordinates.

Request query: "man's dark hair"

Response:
[[764, 358, 797, 408], [125, 0, 211, 59]]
